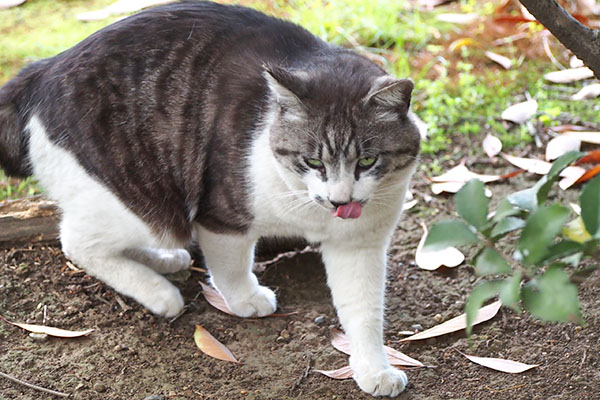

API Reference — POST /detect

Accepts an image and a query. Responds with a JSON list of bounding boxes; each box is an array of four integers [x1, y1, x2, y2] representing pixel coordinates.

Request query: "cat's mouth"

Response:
[[331, 201, 362, 219]]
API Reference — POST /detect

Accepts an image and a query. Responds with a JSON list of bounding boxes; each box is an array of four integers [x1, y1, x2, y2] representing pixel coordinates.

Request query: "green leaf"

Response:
[[580, 175, 600, 238], [500, 273, 522, 312], [518, 204, 570, 266], [491, 217, 525, 239], [547, 151, 583, 181], [507, 186, 538, 212], [522, 265, 582, 323], [423, 220, 478, 251], [492, 198, 521, 223], [465, 281, 503, 336], [542, 240, 585, 264], [455, 179, 489, 230], [474, 247, 511, 276]]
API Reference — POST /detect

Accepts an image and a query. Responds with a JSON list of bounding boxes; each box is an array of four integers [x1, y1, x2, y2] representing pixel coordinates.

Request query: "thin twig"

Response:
[[254, 245, 318, 271], [0, 370, 69, 398], [579, 349, 587, 368]]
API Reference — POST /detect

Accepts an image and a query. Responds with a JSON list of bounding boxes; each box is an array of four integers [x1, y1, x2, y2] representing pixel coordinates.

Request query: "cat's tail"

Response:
[[0, 63, 42, 178]]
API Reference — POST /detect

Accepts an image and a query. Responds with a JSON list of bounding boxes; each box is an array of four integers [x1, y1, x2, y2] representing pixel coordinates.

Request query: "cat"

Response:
[[0, 0, 420, 396]]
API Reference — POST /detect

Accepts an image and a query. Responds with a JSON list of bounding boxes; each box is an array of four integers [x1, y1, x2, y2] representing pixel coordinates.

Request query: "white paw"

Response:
[[139, 278, 184, 318], [227, 285, 277, 317], [354, 367, 408, 398]]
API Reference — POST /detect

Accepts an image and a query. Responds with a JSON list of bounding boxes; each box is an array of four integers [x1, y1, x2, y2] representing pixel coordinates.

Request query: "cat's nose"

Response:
[[330, 200, 350, 208]]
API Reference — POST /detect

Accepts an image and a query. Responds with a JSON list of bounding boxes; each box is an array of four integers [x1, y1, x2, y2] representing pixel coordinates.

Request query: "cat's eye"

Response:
[[306, 158, 324, 168], [358, 157, 377, 168]]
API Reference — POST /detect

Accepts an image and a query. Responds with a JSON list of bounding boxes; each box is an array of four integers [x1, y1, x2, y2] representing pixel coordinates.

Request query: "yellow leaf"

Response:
[[562, 217, 592, 243], [194, 325, 240, 364]]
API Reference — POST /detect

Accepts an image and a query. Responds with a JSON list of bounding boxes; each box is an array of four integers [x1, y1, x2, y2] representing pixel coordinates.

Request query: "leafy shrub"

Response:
[[423, 151, 599, 333]]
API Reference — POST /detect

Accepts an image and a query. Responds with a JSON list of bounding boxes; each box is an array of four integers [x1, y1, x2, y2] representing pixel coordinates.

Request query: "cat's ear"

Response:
[[365, 76, 413, 116], [263, 66, 309, 119]]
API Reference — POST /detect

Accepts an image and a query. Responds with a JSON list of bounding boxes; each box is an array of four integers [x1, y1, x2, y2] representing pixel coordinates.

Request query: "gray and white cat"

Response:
[[0, 1, 420, 396]]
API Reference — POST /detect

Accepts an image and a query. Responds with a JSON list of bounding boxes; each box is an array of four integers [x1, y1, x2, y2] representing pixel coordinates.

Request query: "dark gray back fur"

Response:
[[0, 0, 419, 241]]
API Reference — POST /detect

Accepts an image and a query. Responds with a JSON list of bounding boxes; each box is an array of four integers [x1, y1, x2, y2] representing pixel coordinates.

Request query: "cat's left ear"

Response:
[[263, 66, 309, 119], [364, 76, 413, 116]]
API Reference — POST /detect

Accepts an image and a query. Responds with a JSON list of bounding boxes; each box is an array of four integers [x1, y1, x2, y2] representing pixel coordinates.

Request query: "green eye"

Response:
[[358, 157, 377, 168], [306, 158, 324, 168]]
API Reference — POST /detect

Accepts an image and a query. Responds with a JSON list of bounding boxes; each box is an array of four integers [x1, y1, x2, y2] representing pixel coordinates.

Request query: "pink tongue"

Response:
[[333, 202, 362, 219]]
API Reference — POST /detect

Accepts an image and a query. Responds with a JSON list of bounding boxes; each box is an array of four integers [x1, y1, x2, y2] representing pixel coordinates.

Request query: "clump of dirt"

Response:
[[1, 171, 599, 400]]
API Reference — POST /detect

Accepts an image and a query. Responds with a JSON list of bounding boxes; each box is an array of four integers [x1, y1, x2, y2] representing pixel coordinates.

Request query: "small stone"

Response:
[[411, 324, 424, 331], [433, 314, 443, 323], [29, 332, 48, 342], [93, 382, 106, 393], [314, 316, 326, 326], [280, 329, 290, 340], [144, 396, 165, 400]]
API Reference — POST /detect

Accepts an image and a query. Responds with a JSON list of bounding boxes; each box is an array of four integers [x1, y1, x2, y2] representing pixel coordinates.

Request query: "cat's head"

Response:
[[264, 57, 420, 218]]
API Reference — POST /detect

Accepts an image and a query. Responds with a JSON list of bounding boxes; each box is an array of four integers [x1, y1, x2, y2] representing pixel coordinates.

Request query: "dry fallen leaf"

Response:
[[484, 51, 512, 70], [575, 164, 600, 185], [562, 131, 600, 145], [199, 282, 296, 318], [194, 324, 240, 363], [415, 223, 464, 270], [571, 83, 600, 100], [0, 0, 26, 9], [0, 315, 93, 338], [559, 165, 587, 189], [431, 163, 501, 184], [544, 67, 594, 83], [330, 329, 424, 368], [400, 301, 502, 342], [436, 13, 479, 24], [545, 135, 581, 161], [457, 351, 538, 373], [483, 134, 503, 158], [315, 365, 354, 380], [501, 153, 585, 189], [576, 149, 600, 165], [501, 99, 538, 124]]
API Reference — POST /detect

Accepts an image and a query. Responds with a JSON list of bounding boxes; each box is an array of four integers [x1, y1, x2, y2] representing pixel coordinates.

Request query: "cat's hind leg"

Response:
[[196, 226, 276, 317], [124, 247, 192, 274], [27, 114, 184, 317]]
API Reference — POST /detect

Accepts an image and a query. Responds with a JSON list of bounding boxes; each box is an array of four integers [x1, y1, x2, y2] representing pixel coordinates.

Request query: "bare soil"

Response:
[[1, 165, 599, 400]]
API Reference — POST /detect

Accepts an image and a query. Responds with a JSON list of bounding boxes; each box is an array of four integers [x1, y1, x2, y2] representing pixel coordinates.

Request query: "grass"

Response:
[[1, 0, 599, 201]]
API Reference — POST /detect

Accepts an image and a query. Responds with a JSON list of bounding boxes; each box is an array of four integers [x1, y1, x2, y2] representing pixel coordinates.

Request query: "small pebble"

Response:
[[433, 314, 443, 323], [143, 396, 165, 400], [314, 315, 326, 326], [411, 324, 424, 331], [29, 332, 48, 342], [93, 382, 106, 393]]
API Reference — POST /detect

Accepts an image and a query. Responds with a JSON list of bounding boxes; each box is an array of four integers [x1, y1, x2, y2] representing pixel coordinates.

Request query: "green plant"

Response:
[[424, 151, 599, 333]]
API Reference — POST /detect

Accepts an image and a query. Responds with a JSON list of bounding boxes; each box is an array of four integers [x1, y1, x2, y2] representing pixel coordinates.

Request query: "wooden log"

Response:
[[0, 195, 60, 248], [0, 195, 306, 257]]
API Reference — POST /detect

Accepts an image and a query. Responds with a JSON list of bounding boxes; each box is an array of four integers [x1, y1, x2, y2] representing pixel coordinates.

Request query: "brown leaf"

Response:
[[200, 282, 235, 315], [315, 365, 354, 379], [0, 315, 93, 338], [575, 164, 600, 184], [576, 150, 600, 165], [194, 324, 240, 363], [400, 301, 501, 342], [330, 329, 424, 368], [458, 351, 538, 373], [199, 282, 296, 318]]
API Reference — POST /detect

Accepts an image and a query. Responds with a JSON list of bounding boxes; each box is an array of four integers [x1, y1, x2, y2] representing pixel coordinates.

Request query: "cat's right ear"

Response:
[[263, 66, 308, 120]]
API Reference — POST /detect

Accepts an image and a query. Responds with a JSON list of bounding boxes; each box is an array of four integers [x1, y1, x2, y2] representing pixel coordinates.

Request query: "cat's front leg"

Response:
[[196, 227, 276, 317], [321, 241, 407, 397]]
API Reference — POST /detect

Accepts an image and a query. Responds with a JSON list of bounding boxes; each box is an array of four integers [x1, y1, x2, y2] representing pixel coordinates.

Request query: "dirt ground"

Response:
[[1, 163, 599, 400]]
